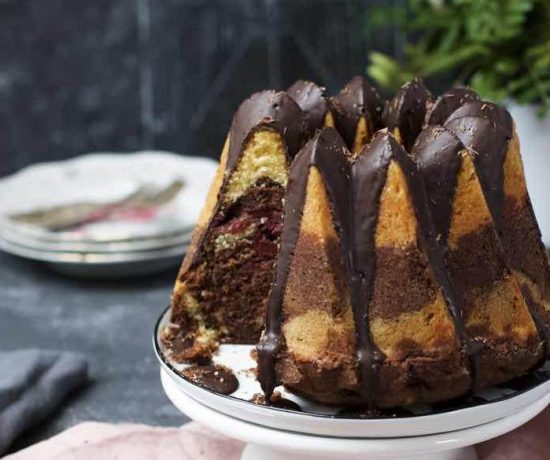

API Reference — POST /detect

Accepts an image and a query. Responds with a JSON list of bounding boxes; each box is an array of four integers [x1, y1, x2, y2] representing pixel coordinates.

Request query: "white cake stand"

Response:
[[154, 308, 550, 460], [160, 369, 549, 460]]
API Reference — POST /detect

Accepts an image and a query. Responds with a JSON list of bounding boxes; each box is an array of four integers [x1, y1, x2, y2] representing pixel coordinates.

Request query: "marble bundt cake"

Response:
[[163, 76, 550, 408]]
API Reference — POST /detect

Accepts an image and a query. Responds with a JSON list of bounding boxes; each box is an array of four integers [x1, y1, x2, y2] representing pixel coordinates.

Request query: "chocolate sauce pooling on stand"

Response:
[[181, 364, 239, 395]]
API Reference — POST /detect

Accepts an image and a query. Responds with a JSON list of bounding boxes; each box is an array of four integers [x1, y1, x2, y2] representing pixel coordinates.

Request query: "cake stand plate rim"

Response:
[[160, 368, 549, 457]]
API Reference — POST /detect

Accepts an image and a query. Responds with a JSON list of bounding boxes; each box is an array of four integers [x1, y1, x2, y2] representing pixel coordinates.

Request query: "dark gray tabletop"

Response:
[[0, 252, 189, 453]]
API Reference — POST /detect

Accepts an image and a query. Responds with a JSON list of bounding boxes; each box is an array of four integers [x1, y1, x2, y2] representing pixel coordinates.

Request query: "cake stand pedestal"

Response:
[[160, 369, 549, 460]]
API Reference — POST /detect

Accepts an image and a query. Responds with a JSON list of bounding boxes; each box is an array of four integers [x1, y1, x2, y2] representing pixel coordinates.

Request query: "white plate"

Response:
[[154, 307, 550, 438], [0, 151, 217, 244], [0, 223, 192, 253], [161, 368, 550, 460], [0, 238, 186, 278]]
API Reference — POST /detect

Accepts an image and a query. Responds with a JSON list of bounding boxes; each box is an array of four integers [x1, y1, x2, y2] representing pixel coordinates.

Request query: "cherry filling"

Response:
[[188, 177, 285, 343]]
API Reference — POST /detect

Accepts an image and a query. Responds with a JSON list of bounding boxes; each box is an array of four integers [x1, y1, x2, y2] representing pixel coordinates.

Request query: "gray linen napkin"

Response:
[[0, 350, 88, 455]]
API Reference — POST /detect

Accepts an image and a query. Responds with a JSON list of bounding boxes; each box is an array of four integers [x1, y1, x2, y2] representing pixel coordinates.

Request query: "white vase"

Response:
[[508, 103, 550, 246]]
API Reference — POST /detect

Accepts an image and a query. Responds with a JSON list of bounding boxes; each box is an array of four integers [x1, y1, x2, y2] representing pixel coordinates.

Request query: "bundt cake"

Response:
[[163, 75, 550, 409]]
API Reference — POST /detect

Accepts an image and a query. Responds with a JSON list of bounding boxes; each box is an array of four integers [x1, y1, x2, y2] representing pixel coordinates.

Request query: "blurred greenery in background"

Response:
[[367, 0, 550, 115]]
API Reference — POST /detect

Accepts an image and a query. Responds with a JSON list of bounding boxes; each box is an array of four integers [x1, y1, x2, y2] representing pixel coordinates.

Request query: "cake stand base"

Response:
[[241, 443, 477, 460], [160, 369, 549, 460]]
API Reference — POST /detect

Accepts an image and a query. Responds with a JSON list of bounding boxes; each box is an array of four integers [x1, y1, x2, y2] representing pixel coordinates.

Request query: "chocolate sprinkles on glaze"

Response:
[[384, 79, 432, 151], [444, 100, 514, 136], [287, 80, 328, 135], [425, 87, 480, 126], [444, 116, 510, 232], [329, 75, 385, 149], [257, 128, 353, 400]]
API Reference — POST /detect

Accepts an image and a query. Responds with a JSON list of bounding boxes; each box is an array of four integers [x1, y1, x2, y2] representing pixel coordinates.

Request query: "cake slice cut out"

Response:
[[164, 90, 305, 361]]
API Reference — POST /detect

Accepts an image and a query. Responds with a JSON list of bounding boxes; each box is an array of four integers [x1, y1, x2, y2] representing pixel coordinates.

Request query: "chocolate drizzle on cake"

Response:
[[329, 75, 384, 149], [350, 132, 395, 404], [425, 87, 480, 126], [384, 79, 432, 151], [412, 126, 487, 385], [287, 80, 328, 136], [258, 128, 353, 400]]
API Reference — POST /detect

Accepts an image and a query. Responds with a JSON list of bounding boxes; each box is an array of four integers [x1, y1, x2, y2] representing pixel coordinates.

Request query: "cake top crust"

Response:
[[227, 90, 305, 173], [287, 80, 328, 135], [329, 75, 385, 149]]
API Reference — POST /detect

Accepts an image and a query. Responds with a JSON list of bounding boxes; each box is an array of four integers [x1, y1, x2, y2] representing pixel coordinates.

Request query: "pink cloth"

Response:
[[4, 422, 244, 460], [5, 408, 549, 460]]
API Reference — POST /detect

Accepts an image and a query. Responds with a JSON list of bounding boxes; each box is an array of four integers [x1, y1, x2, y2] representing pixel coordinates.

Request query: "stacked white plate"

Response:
[[0, 152, 218, 277]]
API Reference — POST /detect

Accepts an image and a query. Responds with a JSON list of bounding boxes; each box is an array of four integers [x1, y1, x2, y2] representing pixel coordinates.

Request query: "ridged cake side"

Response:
[[414, 126, 543, 390], [258, 128, 354, 401], [445, 102, 550, 359]]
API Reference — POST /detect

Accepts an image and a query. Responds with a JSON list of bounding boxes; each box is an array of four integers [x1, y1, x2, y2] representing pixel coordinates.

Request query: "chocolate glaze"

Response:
[[350, 132, 397, 404], [174, 79, 550, 408], [226, 90, 306, 174], [425, 87, 480, 126], [444, 100, 513, 136], [271, 398, 302, 411], [181, 364, 239, 395], [412, 126, 463, 244], [287, 80, 328, 135], [258, 128, 353, 399], [329, 75, 384, 149], [412, 125, 499, 385], [384, 79, 432, 151]]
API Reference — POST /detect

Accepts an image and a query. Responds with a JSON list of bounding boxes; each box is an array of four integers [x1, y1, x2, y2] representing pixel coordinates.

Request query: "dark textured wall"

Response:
[[0, 0, 401, 176]]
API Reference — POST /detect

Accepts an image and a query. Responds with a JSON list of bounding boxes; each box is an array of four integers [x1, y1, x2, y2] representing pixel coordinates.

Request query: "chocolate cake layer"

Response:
[[370, 245, 437, 319]]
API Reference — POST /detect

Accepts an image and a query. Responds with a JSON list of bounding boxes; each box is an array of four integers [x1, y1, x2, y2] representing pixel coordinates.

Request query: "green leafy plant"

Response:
[[367, 0, 550, 115]]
